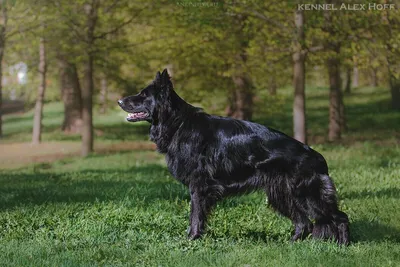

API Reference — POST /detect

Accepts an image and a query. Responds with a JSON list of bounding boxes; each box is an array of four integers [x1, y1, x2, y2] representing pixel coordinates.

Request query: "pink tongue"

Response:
[[128, 112, 146, 119]]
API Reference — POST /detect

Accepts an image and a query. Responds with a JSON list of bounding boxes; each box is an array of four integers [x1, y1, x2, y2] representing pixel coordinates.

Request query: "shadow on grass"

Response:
[[0, 165, 188, 211], [343, 187, 400, 243], [342, 188, 400, 199], [351, 220, 400, 243], [239, 230, 287, 243], [227, 220, 400, 244]]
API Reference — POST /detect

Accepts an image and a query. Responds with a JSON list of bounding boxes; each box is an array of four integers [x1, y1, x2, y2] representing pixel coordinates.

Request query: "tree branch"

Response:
[[103, 0, 119, 14], [246, 9, 291, 35], [94, 3, 150, 40], [93, 16, 134, 40], [307, 45, 324, 53]]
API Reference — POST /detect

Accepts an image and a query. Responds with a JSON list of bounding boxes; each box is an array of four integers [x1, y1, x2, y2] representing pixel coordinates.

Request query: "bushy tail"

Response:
[[312, 211, 350, 245], [310, 174, 350, 245]]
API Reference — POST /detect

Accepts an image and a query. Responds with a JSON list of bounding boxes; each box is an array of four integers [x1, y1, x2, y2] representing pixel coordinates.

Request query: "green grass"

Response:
[[1, 86, 400, 266], [1, 145, 399, 266]]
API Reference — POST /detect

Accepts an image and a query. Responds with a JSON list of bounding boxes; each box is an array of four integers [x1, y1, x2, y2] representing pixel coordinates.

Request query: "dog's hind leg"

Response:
[[291, 212, 313, 242], [291, 199, 314, 241], [265, 178, 313, 242], [307, 174, 350, 245]]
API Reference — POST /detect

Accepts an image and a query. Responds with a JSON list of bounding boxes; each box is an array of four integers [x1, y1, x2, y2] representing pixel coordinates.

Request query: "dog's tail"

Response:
[[312, 210, 350, 245], [310, 174, 350, 245]]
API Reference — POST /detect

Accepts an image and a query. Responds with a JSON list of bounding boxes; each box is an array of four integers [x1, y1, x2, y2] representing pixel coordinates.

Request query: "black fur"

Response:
[[118, 69, 350, 245]]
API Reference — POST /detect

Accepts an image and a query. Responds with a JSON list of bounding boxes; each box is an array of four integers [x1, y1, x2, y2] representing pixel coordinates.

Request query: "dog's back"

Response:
[[167, 111, 327, 178]]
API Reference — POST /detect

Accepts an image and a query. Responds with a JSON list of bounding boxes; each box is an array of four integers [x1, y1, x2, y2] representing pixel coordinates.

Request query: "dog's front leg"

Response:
[[188, 188, 207, 240]]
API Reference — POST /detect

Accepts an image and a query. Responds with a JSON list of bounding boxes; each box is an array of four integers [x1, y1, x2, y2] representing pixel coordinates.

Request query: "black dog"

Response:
[[118, 69, 350, 245]]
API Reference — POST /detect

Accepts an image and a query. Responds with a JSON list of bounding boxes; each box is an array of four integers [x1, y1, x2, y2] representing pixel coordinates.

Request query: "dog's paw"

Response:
[[188, 232, 202, 240], [187, 226, 203, 240]]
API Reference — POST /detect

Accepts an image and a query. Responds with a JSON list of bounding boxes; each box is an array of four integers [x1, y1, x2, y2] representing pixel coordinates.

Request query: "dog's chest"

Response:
[[165, 153, 191, 185], [149, 125, 172, 153]]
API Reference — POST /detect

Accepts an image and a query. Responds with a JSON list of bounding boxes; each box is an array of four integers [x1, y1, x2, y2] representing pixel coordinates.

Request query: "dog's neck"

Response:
[[149, 90, 198, 153]]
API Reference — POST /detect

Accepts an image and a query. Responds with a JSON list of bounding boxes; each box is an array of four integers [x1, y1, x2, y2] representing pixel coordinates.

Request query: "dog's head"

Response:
[[118, 69, 172, 123]]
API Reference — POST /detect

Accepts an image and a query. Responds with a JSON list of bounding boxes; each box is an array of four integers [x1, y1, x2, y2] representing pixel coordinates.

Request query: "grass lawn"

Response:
[[0, 86, 399, 266]]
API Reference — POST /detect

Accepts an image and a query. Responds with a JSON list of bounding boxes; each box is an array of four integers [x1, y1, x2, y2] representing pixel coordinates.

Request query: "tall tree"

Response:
[[344, 66, 352, 94], [323, 4, 345, 141], [384, 7, 400, 110], [99, 75, 107, 114], [80, 0, 98, 156], [32, 36, 47, 144], [292, 9, 307, 144], [59, 57, 82, 133], [52, 0, 145, 156], [230, 15, 253, 121], [0, 0, 7, 138], [326, 43, 342, 141], [352, 60, 359, 88], [244, 1, 312, 140]]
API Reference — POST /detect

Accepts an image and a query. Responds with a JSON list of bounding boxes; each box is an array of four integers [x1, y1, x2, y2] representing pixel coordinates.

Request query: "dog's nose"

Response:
[[118, 99, 124, 106]]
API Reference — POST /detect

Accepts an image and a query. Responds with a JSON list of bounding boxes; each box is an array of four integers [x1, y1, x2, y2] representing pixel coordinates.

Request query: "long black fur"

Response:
[[118, 69, 350, 245]]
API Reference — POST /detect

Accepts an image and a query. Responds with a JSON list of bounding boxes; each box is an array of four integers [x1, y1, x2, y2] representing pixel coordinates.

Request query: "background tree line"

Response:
[[0, 0, 399, 156]]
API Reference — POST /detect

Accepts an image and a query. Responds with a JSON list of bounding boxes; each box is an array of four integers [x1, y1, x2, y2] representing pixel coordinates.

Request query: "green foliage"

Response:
[[3, 0, 400, 109]]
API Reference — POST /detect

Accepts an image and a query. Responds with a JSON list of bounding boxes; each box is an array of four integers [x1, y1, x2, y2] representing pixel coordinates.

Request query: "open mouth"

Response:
[[126, 111, 149, 121]]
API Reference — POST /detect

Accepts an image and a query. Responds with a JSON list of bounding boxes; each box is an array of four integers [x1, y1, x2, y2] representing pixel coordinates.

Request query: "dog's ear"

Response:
[[154, 71, 161, 84], [161, 69, 170, 81], [159, 69, 172, 88], [154, 70, 170, 86], [153, 69, 172, 97]]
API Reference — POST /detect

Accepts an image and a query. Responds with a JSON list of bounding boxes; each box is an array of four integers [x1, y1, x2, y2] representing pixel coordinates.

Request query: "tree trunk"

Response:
[[324, 4, 344, 141], [81, 53, 94, 156], [370, 67, 378, 87], [99, 76, 107, 114], [32, 38, 47, 144], [226, 88, 237, 117], [352, 63, 359, 88], [0, 39, 3, 139], [227, 14, 253, 121], [268, 76, 277, 95], [230, 79, 253, 121], [386, 46, 400, 109], [345, 66, 351, 94], [339, 86, 346, 132], [383, 6, 400, 110], [0, 2, 7, 138], [293, 9, 307, 144], [230, 50, 253, 121], [59, 57, 82, 133], [81, 1, 98, 157], [389, 73, 400, 110], [327, 45, 342, 141]]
